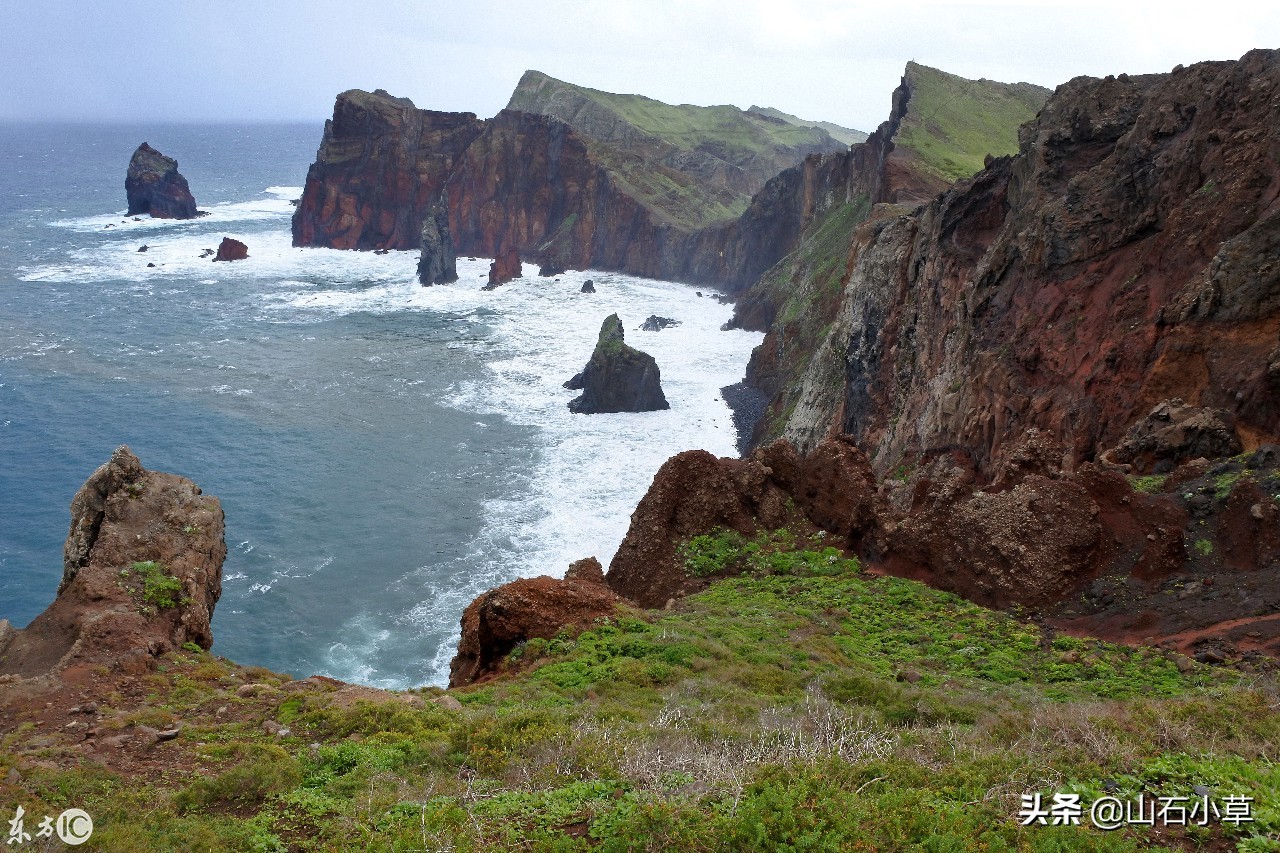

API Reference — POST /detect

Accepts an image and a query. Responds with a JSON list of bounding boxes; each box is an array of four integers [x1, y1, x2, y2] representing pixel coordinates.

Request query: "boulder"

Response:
[[484, 247, 522, 289], [1104, 399, 1242, 474], [125, 143, 198, 219], [213, 237, 248, 262], [580, 280, 595, 293], [449, 574, 619, 686], [639, 315, 680, 331], [0, 447, 225, 678], [568, 314, 669, 414], [417, 192, 458, 285]]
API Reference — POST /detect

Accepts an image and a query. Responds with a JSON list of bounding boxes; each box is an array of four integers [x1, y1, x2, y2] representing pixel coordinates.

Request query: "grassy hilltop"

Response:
[[4, 530, 1276, 851]]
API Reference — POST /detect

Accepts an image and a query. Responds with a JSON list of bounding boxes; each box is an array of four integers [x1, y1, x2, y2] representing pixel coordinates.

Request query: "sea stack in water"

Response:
[[213, 237, 248, 262], [125, 143, 198, 219], [417, 194, 458, 285], [568, 314, 669, 414], [484, 247, 522, 289]]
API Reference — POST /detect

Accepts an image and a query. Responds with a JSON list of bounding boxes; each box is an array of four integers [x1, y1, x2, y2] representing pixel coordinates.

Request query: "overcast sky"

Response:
[[3, 2, 1277, 132]]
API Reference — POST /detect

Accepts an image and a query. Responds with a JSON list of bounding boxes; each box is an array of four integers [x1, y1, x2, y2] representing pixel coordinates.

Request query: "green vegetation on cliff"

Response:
[[743, 197, 871, 444], [506, 70, 849, 230], [5, 533, 1275, 850], [747, 105, 869, 148], [895, 62, 1049, 184]]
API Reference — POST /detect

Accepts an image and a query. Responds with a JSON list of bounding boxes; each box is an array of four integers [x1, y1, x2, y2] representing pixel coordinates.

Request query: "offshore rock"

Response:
[[449, 573, 619, 686], [125, 143, 198, 219], [568, 315, 668, 414], [484, 247, 522, 289], [639, 315, 680, 331], [580, 280, 595, 293], [0, 447, 225, 678], [417, 193, 457, 285], [213, 237, 248, 262]]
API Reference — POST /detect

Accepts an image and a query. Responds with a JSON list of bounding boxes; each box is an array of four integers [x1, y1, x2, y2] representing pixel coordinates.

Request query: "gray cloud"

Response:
[[3, 1, 1277, 130]]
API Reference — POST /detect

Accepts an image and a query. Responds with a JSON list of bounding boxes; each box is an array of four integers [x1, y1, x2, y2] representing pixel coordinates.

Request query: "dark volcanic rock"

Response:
[[1104, 399, 1242, 474], [0, 447, 225, 678], [213, 237, 248, 262], [568, 315, 669, 414], [417, 193, 457, 285], [484, 247, 522, 289], [538, 259, 567, 277], [580, 280, 595, 293], [449, 572, 618, 686], [639, 315, 680, 331], [125, 143, 198, 219]]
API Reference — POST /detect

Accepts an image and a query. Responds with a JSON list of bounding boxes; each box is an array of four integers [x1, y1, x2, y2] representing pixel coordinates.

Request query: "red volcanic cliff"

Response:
[[805, 50, 1280, 478], [292, 90, 483, 250]]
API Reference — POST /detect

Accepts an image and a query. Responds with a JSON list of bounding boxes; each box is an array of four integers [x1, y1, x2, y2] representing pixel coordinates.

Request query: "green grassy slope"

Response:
[[506, 70, 848, 230], [748, 104, 869, 147], [6, 529, 1276, 850], [895, 62, 1050, 184]]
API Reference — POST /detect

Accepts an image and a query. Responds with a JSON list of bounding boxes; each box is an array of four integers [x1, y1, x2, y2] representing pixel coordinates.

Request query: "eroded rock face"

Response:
[[606, 436, 879, 607], [417, 193, 457, 285], [761, 51, 1280, 479], [291, 90, 484, 250], [449, 572, 618, 686], [0, 447, 225, 679], [567, 315, 669, 414], [484, 247, 522, 289], [213, 237, 248, 262], [125, 143, 198, 219]]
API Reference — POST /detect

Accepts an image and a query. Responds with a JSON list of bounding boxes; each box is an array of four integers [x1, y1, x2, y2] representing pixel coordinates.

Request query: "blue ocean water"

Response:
[[0, 123, 761, 687]]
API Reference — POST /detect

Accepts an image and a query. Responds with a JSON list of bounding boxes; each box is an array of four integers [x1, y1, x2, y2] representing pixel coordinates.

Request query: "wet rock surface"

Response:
[[213, 237, 248, 262], [125, 143, 198, 219], [567, 315, 669, 414]]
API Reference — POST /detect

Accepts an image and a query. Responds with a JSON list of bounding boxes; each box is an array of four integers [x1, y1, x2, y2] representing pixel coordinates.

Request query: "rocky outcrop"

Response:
[[417, 193, 457, 285], [484, 247, 522, 289], [125, 143, 198, 219], [291, 90, 483, 250], [213, 237, 248, 262], [606, 436, 879, 607], [292, 77, 859, 290], [1103, 399, 1242, 474], [567, 315, 669, 414], [639, 316, 680, 331], [0, 447, 225, 679], [449, 569, 619, 686]]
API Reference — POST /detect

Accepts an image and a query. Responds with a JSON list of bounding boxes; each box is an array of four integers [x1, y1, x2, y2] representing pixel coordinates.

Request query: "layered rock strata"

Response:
[[125, 143, 198, 219]]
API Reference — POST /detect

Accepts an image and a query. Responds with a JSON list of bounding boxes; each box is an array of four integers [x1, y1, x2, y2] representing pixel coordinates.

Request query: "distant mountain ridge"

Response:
[[746, 105, 868, 147], [292, 65, 1044, 290]]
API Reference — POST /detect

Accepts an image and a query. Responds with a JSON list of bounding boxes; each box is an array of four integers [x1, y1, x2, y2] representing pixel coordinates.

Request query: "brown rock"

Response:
[[0, 447, 225, 678], [606, 436, 879, 607], [213, 237, 248, 262], [449, 575, 620, 687], [1104, 399, 1242, 474], [564, 557, 606, 586], [484, 247, 522, 289], [126, 143, 198, 219]]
